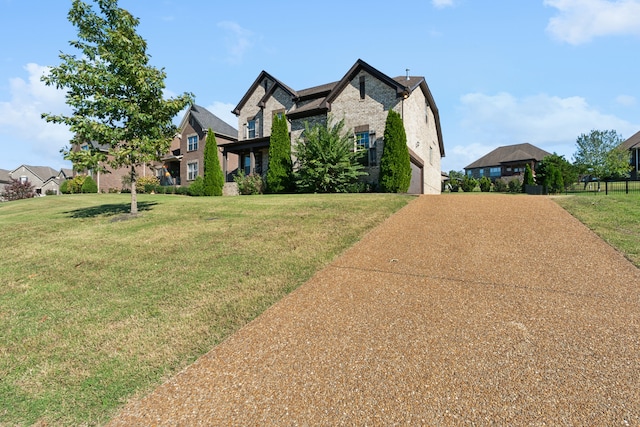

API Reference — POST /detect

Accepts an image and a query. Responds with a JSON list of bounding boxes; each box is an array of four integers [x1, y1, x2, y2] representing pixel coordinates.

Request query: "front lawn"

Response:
[[0, 193, 410, 426]]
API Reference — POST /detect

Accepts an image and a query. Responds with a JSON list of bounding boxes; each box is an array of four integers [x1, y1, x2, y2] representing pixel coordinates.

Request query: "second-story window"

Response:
[[187, 135, 198, 151], [359, 76, 365, 100], [247, 120, 256, 138]]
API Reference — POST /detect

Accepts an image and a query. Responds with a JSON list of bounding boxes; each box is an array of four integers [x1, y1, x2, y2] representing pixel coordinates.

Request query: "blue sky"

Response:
[[1, 0, 639, 173]]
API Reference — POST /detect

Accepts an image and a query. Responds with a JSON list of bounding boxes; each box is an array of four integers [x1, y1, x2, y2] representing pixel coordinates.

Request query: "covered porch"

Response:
[[220, 138, 270, 181]]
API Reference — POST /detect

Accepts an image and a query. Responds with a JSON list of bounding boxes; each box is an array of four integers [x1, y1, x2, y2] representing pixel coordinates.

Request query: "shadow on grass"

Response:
[[64, 201, 158, 219]]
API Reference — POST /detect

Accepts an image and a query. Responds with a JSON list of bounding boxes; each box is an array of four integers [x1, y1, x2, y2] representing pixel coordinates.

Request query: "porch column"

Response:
[[222, 149, 228, 182], [250, 150, 255, 175]]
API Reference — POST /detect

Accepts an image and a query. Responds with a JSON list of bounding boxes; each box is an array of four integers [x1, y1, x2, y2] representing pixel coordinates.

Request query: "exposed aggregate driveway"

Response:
[[109, 195, 640, 426]]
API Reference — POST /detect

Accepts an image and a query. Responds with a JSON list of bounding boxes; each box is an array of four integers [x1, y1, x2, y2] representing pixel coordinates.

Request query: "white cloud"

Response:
[[544, 0, 640, 44], [0, 63, 72, 168], [615, 94, 637, 106], [217, 21, 254, 64], [432, 0, 455, 8], [447, 91, 639, 169], [206, 101, 237, 129]]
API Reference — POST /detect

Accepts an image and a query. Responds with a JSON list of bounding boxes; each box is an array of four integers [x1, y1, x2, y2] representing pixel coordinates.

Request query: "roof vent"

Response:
[[406, 69, 410, 81]]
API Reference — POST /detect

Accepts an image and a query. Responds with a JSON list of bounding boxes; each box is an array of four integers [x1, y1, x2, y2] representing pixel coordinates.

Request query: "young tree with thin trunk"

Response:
[[203, 129, 224, 196], [379, 109, 411, 193], [42, 0, 192, 215]]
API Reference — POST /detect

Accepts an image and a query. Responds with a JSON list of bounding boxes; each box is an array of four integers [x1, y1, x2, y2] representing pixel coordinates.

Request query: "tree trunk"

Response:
[[130, 165, 138, 215]]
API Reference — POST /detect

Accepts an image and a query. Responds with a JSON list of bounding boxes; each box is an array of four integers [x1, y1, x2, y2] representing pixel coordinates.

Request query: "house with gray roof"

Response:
[[620, 130, 640, 180], [225, 59, 445, 194], [464, 143, 551, 181], [164, 104, 238, 186], [8, 165, 66, 195]]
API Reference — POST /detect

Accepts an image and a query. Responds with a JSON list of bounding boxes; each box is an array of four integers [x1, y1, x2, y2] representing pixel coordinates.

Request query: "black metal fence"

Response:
[[565, 180, 640, 195]]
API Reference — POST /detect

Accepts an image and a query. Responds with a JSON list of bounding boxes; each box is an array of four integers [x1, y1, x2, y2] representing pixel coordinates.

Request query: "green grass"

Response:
[[0, 193, 410, 426], [553, 193, 640, 267]]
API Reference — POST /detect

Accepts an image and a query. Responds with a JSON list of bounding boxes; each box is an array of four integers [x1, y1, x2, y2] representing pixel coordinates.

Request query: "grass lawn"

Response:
[[553, 193, 640, 267], [0, 193, 410, 426]]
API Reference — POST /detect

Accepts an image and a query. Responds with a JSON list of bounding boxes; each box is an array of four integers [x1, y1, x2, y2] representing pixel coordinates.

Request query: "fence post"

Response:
[[626, 180, 629, 194], [605, 181, 608, 195]]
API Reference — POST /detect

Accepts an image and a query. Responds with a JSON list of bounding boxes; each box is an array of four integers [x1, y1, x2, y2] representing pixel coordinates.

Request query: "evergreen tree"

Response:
[[266, 113, 293, 193], [379, 109, 411, 193], [203, 129, 224, 196], [536, 153, 576, 193], [43, 0, 193, 215], [522, 164, 534, 192]]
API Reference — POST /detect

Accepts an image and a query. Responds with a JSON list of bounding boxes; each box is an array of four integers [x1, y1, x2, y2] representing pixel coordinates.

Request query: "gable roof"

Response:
[[465, 143, 551, 169], [232, 71, 297, 116], [180, 104, 237, 139], [620, 130, 640, 150], [10, 165, 60, 182]]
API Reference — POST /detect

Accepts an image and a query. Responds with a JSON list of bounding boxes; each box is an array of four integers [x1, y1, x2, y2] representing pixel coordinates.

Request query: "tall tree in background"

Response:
[[379, 109, 411, 193], [266, 113, 293, 193], [573, 129, 630, 181], [42, 0, 193, 214], [522, 163, 534, 192], [203, 129, 224, 196], [535, 153, 577, 193]]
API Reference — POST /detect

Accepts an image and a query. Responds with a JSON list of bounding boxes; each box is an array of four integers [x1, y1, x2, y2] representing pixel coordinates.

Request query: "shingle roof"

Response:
[[620, 130, 640, 150], [0, 168, 11, 183], [189, 104, 237, 139], [465, 143, 551, 169], [12, 165, 60, 181]]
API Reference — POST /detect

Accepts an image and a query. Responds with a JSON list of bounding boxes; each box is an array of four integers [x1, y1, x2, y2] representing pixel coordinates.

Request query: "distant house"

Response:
[[620, 130, 640, 180], [0, 169, 10, 186], [164, 104, 238, 185], [464, 143, 551, 181], [8, 165, 69, 195], [225, 59, 445, 194]]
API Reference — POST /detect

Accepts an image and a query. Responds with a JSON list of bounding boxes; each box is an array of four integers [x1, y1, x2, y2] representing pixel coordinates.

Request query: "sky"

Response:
[[1, 0, 639, 173]]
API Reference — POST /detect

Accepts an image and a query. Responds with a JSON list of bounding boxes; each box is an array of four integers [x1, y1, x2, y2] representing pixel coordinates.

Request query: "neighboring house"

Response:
[[620, 130, 640, 180], [164, 104, 238, 185], [224, 59, 445, 194], [74, 141, 157, 193], [8, 165, 67, 195], [464, 143, 551, 181], [0, 169, 10, 186]]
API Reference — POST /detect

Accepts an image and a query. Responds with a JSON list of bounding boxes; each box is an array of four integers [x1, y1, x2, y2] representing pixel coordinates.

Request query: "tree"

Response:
[[42, 0, 193, 215], [266, 113, 293, 193], [522, 164, 534, 192], [379, 109, 411, 193], [461, 175, 478, 192], [479, 176, 492, 192], [573, 129, 630, 181], [294, 118, 367, 193], [203, 129, 224, 196], [2, 179, 36, 201], [447, 170, 464, 192], [536, 153, 577, 193]]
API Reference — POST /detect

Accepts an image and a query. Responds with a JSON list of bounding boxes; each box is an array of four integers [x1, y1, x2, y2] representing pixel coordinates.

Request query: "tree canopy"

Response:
[[379, 109, 411, 193], [535, 153, 577, 193], [573, 129, 630, 181], [42, 0, 193, 214]]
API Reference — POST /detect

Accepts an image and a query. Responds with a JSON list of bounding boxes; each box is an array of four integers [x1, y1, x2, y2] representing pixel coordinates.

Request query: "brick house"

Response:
[[620, 130, 640, 180], [223, 59, 445, 194], [163, 104, 239, 186], [464, 143, 551, 181]]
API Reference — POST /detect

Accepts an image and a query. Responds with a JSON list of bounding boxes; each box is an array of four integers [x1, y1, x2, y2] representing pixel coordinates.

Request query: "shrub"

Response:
[[266, 113, 294, 193], [187, 176, 206, 196], [234, 171, 264, 195], [45, 189, 58, 196], [81, 175, 98, 193], [507, 178, 522, 193], [493, 178, 508, 192], [66, 176, 86, 194], [2, 178, 36, 201], [479, 176, 492, 192], [60, 180, 70, 194], [136, 175, 160, 194], [203, 129, 224, 196], [379, 109, 411, 193], [461, 175, 478, 192]]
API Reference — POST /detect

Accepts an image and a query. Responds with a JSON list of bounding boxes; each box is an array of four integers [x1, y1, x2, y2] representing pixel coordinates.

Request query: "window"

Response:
[[247, 120, 256, 138], [272, 109, 285, 119], [81, 144, 89, 151], [490, 167, 501, 177], [359, 76, 365, 100], [429, 146, 433, 165], [19, 175, 28, 184], [355, 128, 376, 166], [187, 135, 198, 151], [187, 162, 198, 180]]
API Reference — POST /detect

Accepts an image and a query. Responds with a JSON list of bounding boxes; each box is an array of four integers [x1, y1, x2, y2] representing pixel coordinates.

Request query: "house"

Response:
[[164, 104, 238, 186], [0, 169, 10, 186], [620, 130, 640, 180], [464, 143, 551, 181], [7, 165, 70, 195], [223, 59, 445, 194]]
